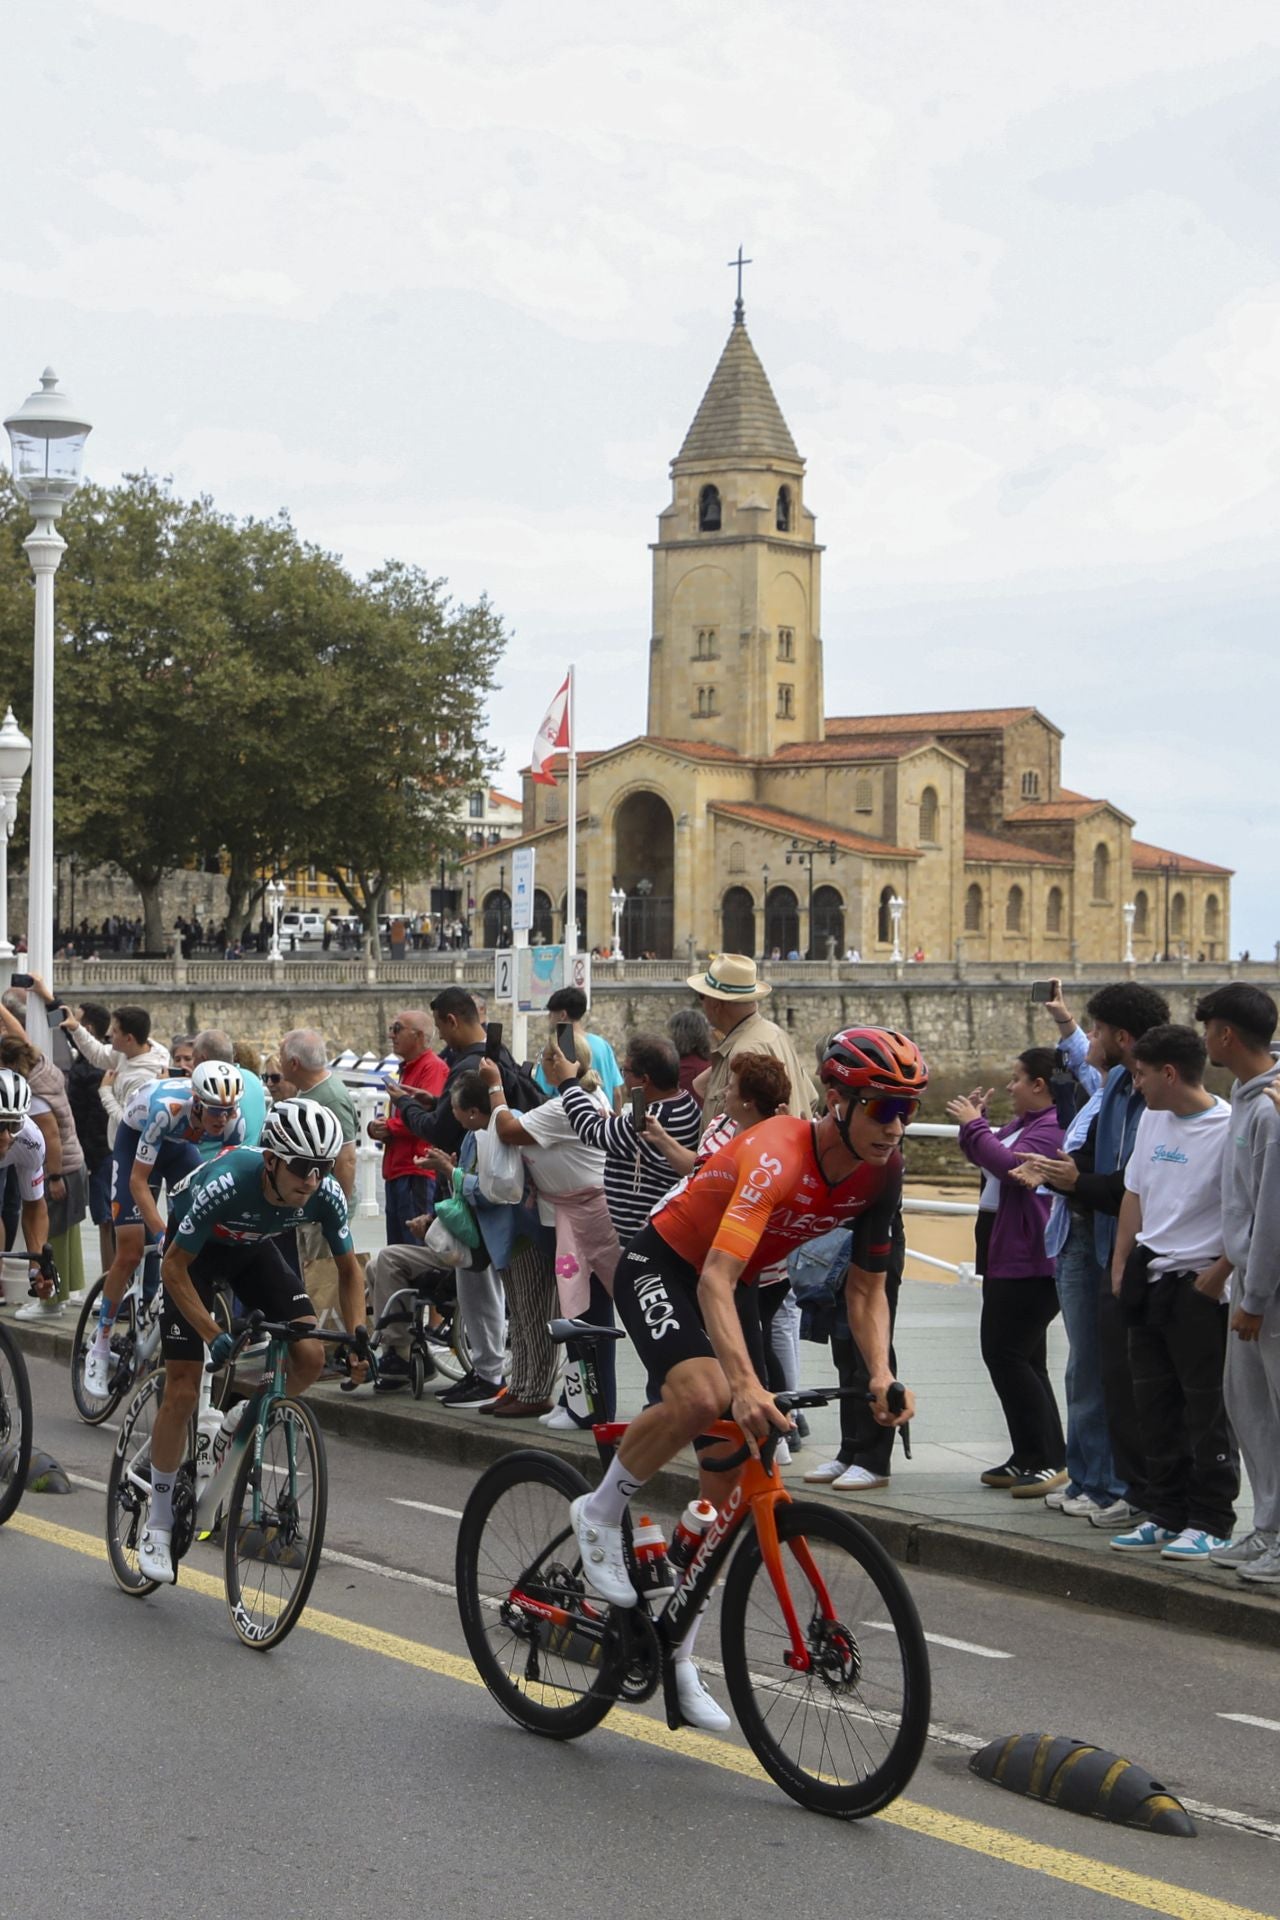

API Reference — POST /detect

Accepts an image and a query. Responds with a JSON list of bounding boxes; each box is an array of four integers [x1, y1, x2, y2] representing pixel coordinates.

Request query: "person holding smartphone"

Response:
[[364, 1008, 448, 1244]]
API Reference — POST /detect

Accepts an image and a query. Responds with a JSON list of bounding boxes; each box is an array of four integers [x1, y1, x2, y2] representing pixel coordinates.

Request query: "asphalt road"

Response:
[[3, 1352, 1278, 1920]]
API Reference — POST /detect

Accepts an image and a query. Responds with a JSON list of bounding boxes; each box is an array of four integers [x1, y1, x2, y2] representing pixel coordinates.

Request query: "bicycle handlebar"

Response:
[[699, 1382, 909, 1475], [0, 1243, 59, 1297], [207, 1311, 376, 1383]]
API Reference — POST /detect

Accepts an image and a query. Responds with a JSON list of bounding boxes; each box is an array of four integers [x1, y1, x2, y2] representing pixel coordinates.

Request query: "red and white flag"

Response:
[[530, 672, 571, 786]]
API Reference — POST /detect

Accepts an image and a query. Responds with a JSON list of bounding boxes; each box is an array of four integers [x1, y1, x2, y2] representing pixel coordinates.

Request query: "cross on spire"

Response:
[[728, 243, 753, 322]]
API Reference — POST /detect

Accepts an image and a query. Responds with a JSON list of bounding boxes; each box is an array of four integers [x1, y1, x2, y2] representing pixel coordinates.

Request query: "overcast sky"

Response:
[[5, 1, 1278, 951]]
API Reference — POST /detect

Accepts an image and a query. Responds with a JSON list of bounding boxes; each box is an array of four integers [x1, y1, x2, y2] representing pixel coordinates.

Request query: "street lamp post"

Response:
[[1122, 900, 1136, 965], [265, 878, 286, 960], [784, 835, 839, 958], [437, 854, 448, 950], [497, 860, 506, 948], [761, 862, 770, 957], [609, 882, 626, 961], [0, 707, 32, 959], [4, 369, 92, 1054], [889, 893, 905, 964]]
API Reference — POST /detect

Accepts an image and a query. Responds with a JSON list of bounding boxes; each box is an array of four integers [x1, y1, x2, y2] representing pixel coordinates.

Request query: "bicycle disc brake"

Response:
[[810, 1611, 862, 1689]]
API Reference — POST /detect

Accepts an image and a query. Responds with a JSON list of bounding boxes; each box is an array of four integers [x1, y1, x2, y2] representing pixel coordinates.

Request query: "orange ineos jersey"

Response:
[[651, 1115, 901, 1283]]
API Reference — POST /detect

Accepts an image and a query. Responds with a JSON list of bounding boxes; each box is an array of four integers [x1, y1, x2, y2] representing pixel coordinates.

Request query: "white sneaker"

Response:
[[65, 1287, 90, 1307], [83, 1344, 112, 1399], [675, 1661, 731, 1732], [1060, 1493, 1105, 1518], [1043, 1485, 1074, 1510], [832, 1464, 890, 1492], [570, 1495, 635, 1609], [802, 1459, 847, 1484], [541, 1406, 578, 1431], [773, 1437, 792, 1467], [14, 1298, 63, 1320], [137, 1525, 175, 1584]]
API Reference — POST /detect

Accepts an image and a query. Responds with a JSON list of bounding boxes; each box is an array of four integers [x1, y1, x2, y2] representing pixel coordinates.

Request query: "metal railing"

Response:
[[902, 1120, 978, 1283]]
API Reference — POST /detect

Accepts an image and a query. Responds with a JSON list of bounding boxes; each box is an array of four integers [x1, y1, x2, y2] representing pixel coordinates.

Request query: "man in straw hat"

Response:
[[686, 954, 816, 1138]]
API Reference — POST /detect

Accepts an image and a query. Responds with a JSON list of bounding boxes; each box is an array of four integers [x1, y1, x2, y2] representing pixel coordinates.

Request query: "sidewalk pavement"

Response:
[[6, 1223, 1276, 1648]]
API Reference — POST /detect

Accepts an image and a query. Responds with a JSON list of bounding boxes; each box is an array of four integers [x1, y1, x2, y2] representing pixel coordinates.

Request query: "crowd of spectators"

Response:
[[2, 946, 1277, 1594]]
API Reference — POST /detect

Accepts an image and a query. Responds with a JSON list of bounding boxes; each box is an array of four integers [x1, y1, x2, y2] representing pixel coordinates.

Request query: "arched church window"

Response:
[[964, 883, 983, 932], [694, 627, 718, 659], [1006, 885, 1025, 933], [698, 484, 721, 533], [728, 841, 745, 874], [776, 627, 795, 661], [877, 885, 895, 945], [776, 685, 794, 719], [1021, 770, 1040, 800], [919, 786, 939, 844], [1046, 885, 1063, 934], [776, 485, 792, 532], [1171, 892, 1187, 940], [854, 779, 874, 814], [1092, 842, 1110, 902], [1133, 890, 1149, 935]]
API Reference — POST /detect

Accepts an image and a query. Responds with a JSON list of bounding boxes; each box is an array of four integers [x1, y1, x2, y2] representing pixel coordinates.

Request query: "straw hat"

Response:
[[685, 953, 772, 1002]]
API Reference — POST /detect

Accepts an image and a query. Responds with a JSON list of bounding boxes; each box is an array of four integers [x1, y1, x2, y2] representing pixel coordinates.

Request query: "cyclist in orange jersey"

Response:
[[571, 1028, 927, 1664]]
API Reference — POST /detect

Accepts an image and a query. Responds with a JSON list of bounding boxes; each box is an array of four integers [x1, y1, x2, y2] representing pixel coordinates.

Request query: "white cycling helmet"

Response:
[[191, 1060, 244, 1108], [0, 1069, 31, 1124], [259, 1097, 343, 1165]]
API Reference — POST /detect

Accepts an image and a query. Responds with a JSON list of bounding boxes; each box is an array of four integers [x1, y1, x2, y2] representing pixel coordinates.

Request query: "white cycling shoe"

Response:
[[675, 1662, 731, 1733], [137, 1525, 176, 1584], [570, 1495, 636, 1609], [82, 1344, 112, 1399]]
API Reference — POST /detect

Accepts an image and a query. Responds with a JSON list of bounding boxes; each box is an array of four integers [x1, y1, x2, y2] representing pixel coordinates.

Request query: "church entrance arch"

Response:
[[614, 791, 675, 957], [721, 886, 754, 955], [765, 885, 799, 958], [812, 885, 844, 956]]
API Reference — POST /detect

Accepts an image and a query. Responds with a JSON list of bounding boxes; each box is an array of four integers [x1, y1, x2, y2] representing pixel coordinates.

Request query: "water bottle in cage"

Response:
[[668, 1498, 717, 1582], [194, 1406, 223, 1481], [631, 1516, 675, 1601]]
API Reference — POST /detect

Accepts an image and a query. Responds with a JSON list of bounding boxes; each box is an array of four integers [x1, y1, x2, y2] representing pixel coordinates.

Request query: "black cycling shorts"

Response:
[[160, 1236, 316, 1363], [614, 1223, 765, 1396]]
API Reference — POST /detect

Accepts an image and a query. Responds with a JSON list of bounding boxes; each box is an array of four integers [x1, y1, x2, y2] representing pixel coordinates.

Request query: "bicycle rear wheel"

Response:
[[105, 1371, 165, 1592], [224, 1398, 327, 1650], [455, 1449, 616, 1740], [71, 1279, 138, 1425], [720, 1500, 930, 1818], [0, 1323, 33, 1526]]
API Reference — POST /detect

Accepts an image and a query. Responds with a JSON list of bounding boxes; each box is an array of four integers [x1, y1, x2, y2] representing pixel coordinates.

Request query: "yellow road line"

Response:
[[9, 1511, 1268, 1920]]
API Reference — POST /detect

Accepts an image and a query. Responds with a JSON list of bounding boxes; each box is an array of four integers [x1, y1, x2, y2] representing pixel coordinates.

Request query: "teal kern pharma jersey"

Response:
[[170, 1148, 354, 1259]]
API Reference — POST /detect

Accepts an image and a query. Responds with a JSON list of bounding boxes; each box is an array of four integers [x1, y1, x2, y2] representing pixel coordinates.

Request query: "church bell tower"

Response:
[[647, 287, 825, 757]]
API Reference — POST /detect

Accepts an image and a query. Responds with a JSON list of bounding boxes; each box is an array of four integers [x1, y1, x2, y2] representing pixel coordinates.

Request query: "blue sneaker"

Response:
[[1160, 1527, 1231, 1562], [1110, 1521, 1179, 1553]]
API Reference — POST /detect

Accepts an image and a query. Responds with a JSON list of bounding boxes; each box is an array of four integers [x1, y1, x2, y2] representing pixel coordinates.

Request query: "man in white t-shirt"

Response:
[[1109, 1023, 1237, 1562]]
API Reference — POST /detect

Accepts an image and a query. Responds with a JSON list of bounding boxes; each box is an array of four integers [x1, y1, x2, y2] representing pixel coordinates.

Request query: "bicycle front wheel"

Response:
[[71, 1279, 138, 1425], [224, 1398, 327, 1650], [105, 1371, 165, 1592], [720, 1500, 930, 1818], [455, 1449, 615, 1740], [0, 1323, 33, 1526]]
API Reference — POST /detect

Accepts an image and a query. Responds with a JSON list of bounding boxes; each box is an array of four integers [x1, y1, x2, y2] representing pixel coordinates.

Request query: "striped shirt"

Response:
[[558, 1082, 703, 1244]]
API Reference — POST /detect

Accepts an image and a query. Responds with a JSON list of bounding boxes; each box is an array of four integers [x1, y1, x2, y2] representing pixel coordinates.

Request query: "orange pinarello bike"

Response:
[[455, 1319, 931, 1819]]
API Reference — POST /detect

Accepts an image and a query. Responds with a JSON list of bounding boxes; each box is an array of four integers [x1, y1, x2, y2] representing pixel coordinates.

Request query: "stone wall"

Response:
[[49, 973, 1263, 1109]]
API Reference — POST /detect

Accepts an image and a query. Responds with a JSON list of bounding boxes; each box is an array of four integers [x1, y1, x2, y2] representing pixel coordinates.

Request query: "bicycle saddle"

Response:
[[547, 1316, 626, 1345]]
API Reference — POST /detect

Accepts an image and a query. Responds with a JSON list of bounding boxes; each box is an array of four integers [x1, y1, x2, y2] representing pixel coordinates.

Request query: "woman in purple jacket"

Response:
[[948, 1049, 1067, 1497]]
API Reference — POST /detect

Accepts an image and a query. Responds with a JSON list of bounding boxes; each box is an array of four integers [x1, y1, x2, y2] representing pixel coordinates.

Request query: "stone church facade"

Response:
[[466, 309, 1231, 964]]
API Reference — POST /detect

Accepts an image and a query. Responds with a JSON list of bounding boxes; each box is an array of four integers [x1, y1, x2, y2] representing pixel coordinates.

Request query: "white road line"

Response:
[[1218, 1712, 1280, 1734], [321, 1545, 466, 1604], [861, 1620, 1011, 1660], [388, 1497, 464, 1520], [68, 1471, 109, 1494]]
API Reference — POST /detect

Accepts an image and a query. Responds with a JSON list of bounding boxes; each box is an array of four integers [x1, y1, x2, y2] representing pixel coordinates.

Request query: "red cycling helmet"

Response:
[[819, 1027, 929, 1098]]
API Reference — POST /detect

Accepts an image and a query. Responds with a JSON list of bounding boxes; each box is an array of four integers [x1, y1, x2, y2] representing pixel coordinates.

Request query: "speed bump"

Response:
[[970, 1733, 1196, 1836]]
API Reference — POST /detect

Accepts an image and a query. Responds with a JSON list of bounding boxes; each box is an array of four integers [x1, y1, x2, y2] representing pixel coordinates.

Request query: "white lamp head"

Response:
[[4, 368, 92, 509]]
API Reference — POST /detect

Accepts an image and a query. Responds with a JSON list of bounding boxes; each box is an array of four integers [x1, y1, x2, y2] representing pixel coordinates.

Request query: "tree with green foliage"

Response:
[[0, 471, 507, 948]]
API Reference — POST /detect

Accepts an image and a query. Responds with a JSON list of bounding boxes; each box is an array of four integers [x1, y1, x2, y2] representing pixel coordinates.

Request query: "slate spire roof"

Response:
[[675, 317, 800, 465]]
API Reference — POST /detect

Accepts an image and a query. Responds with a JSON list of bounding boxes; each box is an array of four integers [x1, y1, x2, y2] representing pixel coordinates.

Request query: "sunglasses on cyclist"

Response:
[[855, 1094, 920, 1125], [275, 1155, 334, 1180], [0, 1119, 24, 1134], [197, 1103, 237, 1118]]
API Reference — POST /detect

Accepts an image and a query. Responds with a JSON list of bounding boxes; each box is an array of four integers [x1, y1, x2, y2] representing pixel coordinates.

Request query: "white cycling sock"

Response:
[[582, 1453, 647, 1529], [149, 1469, 176, 1534], [675, 1600, 708, 1666]]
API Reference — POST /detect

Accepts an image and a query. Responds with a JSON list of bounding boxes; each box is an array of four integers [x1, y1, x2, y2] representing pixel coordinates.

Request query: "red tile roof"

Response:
[[826, 707, 1055, 736], [488, 789, 521, 810], [1004, 794, 1112, 822], [965, 830, 1071, 868], [709, 802, 919, 860], [771, 733, 935, 763], [1131, 839, 1233, 877]]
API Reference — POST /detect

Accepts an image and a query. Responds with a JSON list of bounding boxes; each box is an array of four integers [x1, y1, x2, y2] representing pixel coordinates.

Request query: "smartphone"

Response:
[[629, 1086, 647, 1129], [47, 1005, 68, 1027], [1030, 980, 1058, 1003], [556, 1022, 576, 1058], [9, 973, 33, 989], [484, 1021, 503, 1062]]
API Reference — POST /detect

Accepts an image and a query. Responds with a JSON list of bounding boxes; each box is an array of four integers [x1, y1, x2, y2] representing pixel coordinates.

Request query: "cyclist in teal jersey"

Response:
[[137, 1099, 366, 1583]]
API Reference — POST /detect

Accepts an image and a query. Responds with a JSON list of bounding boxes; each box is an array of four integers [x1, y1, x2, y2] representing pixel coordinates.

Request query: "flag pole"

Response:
[[564, 663, 578, 958]]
